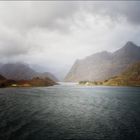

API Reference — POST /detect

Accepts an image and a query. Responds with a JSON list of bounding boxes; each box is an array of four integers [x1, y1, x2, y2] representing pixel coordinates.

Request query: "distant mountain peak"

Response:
[[98, 51, 111, 56], [114, 41, 140, 56], [86, 51, 111, 60], [124, 41, 138, 49]]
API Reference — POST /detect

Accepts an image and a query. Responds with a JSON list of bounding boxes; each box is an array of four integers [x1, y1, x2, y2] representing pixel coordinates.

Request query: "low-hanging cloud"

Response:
[[0, 1, 140, 79]]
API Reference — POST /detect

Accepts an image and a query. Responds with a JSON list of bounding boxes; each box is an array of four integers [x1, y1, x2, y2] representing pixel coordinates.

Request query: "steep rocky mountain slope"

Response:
[[65, 41, 140, 82]]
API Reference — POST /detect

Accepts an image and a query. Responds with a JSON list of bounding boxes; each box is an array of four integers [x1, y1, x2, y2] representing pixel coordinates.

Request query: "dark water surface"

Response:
[[0, 84, 140, 140]]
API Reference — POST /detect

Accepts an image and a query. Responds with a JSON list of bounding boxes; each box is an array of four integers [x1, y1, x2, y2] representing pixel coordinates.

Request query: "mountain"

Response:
[[0, 63, 58, 82], [0, 63, 4, 69], [36, 72, 58, 82], [0, 75, 6, 81], [65, 41, 140, 82], [0, 63, 58, 87], [0, 63, 37, 80], [102, 61, 140, 86], [0, 75, 10, 88]]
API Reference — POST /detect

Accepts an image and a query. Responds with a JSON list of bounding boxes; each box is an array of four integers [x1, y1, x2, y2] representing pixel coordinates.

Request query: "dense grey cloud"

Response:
[[1, 2, 140, 31], [0, 1, 78, 31], [97, 2, 140, 25], [0, 1, 140, 79]]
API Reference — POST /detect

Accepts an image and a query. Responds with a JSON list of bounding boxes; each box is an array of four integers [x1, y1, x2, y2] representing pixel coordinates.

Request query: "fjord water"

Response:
[[0, 84, 140, 140]]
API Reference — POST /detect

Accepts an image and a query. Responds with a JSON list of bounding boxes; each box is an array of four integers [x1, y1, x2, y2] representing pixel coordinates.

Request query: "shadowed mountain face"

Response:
[[0, 63, 58, 81], [65, 41, 140, 82], [0, 75, 6, 81], [0, 63, 36, 80], [0, 63, 58, 87], [36, 72, 58, 82]]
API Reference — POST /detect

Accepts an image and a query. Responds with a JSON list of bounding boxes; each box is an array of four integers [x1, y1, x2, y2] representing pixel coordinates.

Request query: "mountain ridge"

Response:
[[65, 41, 140, 82], [0, 63, 58, 82]]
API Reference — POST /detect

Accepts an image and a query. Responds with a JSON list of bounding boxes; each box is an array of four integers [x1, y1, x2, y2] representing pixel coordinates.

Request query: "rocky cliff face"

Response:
[[65, 41, 140, 82]]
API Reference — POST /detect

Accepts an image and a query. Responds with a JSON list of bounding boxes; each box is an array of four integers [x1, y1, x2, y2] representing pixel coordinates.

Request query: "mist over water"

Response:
[[0, 84, 140, 140]]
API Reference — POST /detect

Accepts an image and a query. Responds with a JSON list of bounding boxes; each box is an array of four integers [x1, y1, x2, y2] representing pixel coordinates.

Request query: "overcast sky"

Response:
[[0, 1, 140, 80]]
